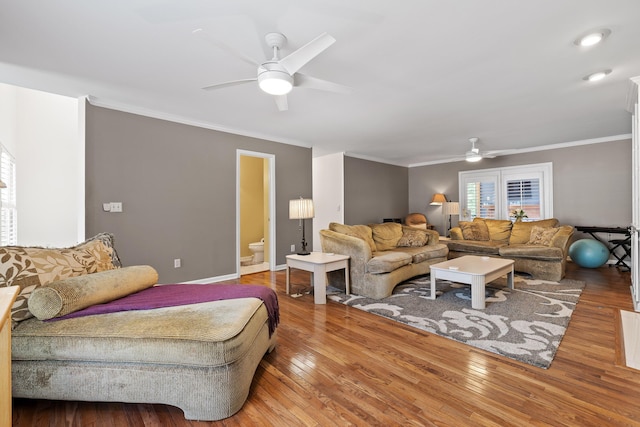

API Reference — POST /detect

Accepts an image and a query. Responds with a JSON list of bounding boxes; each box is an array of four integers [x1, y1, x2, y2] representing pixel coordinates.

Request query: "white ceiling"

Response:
[[1, 0, 639, 166]]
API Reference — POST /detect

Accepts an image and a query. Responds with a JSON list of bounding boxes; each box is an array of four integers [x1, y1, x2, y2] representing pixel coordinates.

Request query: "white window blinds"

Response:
[[465, 180, 497, 219], [459, 163, 552, 221], [506, 178, 541, 220], [0, 144, 17, 245]]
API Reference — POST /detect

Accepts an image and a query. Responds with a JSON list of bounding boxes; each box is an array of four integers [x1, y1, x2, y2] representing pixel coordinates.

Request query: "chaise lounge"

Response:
[[2, 234, 278, 421]]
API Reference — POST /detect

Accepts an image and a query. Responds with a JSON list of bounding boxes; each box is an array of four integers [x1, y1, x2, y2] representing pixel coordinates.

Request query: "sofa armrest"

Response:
[[549, 225, 575, 253], [320, 228, 372, 261], [450, 227, 463, 240], [424, 229, 441, 245]]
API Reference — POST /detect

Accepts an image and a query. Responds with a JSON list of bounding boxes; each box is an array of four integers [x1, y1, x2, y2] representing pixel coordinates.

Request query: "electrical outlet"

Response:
[[174, 258, 181, 268], [291, 244, 296, 252], [110, 202, 123, 212]]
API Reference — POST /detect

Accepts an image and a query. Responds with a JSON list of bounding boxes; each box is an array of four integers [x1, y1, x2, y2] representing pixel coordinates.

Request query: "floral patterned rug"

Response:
[[328, 275, 585, 369]]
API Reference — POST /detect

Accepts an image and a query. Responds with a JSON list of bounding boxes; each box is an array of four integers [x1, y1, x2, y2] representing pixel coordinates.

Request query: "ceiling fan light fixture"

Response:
[[258, 70, 293, 95], [466, 152, 482, 162]]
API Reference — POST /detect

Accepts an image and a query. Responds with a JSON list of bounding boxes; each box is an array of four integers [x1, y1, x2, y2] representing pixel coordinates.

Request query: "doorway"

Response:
[[237, 150, 275, 276]]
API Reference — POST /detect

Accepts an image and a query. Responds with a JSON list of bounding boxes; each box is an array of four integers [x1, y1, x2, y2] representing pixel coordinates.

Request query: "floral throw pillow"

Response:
[[528, 226, 560, 246], [0, 232, 121, 328], [397, 229, 428, 247]]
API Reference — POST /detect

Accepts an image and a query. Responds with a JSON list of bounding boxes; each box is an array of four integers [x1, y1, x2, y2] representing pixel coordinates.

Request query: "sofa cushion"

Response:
[[0, 233, 121, 328], [394, 244, 449, 263], [509, 219, 559, 245], [459, 221, 490, 241], [369, 223, 403, 251], [329, 223, 377, 252], [446, 240, 505, 255], [499, 244, 564, 261], [366, 251, 412, 274], [12, 298, 268, 367], [475, 218, 513, 243], [397, 228, 428, 247], [28, 265, 158, 320], [528, 226, 561, 246]]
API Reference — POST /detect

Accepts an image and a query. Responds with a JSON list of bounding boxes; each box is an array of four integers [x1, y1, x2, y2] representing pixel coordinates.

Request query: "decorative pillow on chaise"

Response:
[[0, 232, 121, 328], [28, 265, 158, 320]]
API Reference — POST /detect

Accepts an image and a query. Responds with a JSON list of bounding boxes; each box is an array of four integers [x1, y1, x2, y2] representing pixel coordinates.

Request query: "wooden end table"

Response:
[[286, 252, 350, 304], [429, 255, 514, 309]]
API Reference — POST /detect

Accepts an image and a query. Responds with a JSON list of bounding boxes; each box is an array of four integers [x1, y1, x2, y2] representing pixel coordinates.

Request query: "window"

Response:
[[0, 144, 16, 245], [459, 163, 552, 221]]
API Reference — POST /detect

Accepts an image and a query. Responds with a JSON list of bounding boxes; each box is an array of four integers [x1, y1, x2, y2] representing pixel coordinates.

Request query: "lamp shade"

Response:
[[430, 193, 446, 206], [442, 202, 460, 216], [289, 198, 315, 219]]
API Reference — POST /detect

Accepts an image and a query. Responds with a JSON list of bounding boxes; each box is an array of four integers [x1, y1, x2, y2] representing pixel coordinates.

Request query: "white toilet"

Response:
[[248, 238, 265, 264]]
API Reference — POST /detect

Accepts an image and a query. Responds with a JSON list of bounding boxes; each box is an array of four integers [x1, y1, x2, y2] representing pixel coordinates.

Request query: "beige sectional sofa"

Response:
[[2, 234, 277, 421], [319, 222, 448, 299], [447, 218, 575, 281]]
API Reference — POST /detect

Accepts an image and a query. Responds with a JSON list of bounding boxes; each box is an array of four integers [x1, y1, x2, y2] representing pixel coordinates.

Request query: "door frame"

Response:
[[236, 149, 276, 274]]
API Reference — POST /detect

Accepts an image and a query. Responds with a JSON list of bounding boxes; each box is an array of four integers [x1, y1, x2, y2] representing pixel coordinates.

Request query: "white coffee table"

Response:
[[429, 255, 515, 309], [286, 252, 350, 304]]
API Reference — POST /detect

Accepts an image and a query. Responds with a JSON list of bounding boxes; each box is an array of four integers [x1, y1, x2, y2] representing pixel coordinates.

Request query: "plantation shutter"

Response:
[[0, 144, 17, 245], [460, 163, 552, 221], [506, 178, 541, 220], [461, 172, 499, 220]]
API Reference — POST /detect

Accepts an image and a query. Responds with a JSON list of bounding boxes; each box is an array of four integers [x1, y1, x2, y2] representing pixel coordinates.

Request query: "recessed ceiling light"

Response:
[[583, 69, 612, 82], [574, 28, 611, 47]]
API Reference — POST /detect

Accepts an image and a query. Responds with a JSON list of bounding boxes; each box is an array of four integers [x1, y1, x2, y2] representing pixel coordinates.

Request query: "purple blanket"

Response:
[[52, 284, 279, 336]]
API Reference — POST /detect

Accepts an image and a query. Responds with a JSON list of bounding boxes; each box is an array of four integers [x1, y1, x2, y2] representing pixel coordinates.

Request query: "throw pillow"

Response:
[[28, 265, 158, 320], [476, 218, 513, 243], [397, 228, 428, 247], [528, 226, 560, 246], [460, 221, 490, 241], [329, 223, 377, 252], [509, 219, 559, 245], [369, 223, 404, 251], [0, 232, 121, 328]]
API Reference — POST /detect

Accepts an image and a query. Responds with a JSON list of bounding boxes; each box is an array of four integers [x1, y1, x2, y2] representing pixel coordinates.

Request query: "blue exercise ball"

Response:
[[569, 239, 609, 268]]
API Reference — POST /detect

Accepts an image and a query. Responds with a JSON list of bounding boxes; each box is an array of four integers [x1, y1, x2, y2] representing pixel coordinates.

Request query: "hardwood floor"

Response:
[[12, 263, 640, 426]]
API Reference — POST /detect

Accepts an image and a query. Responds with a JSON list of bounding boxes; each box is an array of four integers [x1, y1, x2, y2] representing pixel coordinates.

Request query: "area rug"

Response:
[[328, 275, 585, 369]]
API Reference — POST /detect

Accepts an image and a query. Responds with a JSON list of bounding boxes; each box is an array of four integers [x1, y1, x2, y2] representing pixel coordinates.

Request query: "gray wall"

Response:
[[409, 138, 632, 235], [344, 156, 408, 224], [85, 103, 312, 283]]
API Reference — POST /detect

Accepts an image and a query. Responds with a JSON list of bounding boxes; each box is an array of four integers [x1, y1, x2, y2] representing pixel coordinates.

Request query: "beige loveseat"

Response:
[[319, 222, 448, 299], [447, 218, 575, 281], [2, 234, 277, 421]]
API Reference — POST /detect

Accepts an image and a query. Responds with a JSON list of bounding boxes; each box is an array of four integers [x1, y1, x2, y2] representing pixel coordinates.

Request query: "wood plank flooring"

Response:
[[12, 263, 640, 426]]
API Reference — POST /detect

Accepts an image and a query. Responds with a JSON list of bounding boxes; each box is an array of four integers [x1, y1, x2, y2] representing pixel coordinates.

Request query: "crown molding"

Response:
[[85, 95, 312, 149]]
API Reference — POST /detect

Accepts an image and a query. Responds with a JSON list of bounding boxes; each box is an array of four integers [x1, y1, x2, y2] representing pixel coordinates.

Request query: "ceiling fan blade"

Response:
[[192, 28, 260, 67], [294, 73, 353, 94], [278, 33, 336, 74], [274, 95, 288, 111], [202, 78, 256, 91]]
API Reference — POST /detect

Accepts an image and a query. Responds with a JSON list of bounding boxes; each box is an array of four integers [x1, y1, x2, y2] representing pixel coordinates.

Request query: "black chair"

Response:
[[609, 235, 631, 270]]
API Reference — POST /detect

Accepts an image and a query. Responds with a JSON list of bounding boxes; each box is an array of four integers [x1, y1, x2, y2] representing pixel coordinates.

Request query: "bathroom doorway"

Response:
[[237, 150, 275, 276]]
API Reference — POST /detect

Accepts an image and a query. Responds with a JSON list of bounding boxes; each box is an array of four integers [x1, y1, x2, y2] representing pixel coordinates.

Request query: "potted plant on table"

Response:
[[511, 209, 528, 222]]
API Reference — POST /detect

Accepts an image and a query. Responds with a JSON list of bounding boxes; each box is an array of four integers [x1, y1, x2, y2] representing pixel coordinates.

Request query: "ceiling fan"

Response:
[[193, 29, 352, 111], [465, 137, 497, 162]]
